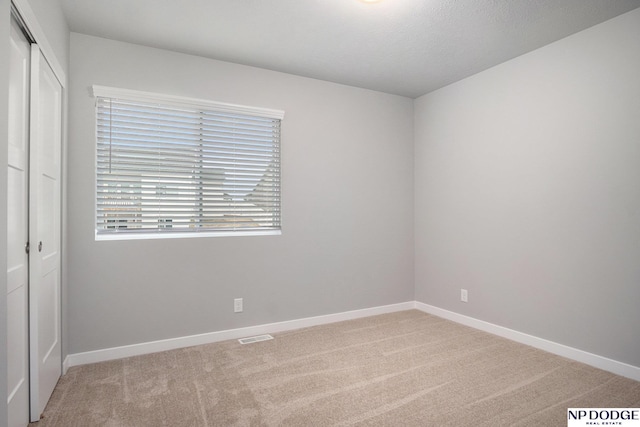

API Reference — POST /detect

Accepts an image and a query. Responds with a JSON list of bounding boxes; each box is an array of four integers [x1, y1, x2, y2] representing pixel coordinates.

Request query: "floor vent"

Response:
[[238, 334, 274, 345]]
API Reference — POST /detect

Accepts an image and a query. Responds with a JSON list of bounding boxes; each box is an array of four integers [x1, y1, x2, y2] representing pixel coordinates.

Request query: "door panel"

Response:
[[29, 44, 63, 421], [7, 289, 28, 427], [6, 167, 26, 292], [7, 16, 31, 427], [39, 271, 59, 361]]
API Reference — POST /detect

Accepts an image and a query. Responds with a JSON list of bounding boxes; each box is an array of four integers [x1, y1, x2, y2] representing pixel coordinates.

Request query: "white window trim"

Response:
[[93, 85, 284, 240], [95, 229, 281, 241]]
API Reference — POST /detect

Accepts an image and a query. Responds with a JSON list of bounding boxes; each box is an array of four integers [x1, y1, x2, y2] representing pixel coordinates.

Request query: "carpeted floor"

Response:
[[33, 310, 640, 426]]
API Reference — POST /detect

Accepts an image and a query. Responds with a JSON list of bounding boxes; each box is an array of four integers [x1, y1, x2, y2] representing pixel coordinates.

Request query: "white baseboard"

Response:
[[64, 300, 640, 382], [414, 302, 640, 382], [65, 301, 414, 368]]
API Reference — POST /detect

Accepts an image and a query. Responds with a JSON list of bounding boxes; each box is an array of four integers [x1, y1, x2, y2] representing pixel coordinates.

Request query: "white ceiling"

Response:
[[60, 0, 640, 98]]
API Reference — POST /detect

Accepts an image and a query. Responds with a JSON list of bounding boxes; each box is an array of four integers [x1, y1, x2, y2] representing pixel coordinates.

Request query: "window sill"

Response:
[[95, 229, 281, 241]]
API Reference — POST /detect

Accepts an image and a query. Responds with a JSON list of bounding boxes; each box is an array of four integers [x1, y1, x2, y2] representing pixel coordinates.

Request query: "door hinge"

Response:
[[25, 241, 30, 254]]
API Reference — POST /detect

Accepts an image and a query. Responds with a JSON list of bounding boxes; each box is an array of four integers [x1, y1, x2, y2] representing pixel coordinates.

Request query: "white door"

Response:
[[28, 45, 63, 422], [7, 16, 31, 427]]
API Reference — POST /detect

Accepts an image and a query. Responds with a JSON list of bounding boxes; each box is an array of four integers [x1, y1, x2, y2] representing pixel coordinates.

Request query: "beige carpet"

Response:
[[33, 310, 640, 426]]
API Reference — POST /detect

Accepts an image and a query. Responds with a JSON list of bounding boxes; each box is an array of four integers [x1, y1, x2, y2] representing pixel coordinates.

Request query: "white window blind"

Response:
[[93, 86, 283, 238]]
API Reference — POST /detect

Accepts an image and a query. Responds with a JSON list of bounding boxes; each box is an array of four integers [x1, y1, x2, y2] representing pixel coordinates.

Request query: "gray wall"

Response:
[[414, 8, 640, 367], [67, 33, 415, 354]]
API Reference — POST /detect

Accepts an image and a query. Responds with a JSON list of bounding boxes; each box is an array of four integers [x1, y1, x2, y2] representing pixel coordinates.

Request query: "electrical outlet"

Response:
[[234, 298, 243, 313], [460, 289, 468, 303]]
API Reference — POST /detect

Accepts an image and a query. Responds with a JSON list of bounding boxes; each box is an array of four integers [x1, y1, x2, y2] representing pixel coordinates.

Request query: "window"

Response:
[[93, 86, 283, 239]]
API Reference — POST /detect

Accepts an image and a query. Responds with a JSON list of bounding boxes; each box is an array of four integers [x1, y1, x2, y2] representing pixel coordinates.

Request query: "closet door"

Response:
[[28, 44, 62, 421], [7, 16, 31, 427]]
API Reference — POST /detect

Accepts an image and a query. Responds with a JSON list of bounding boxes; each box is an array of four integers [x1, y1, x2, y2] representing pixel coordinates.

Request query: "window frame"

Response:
[[92, 85, 284, 241]]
